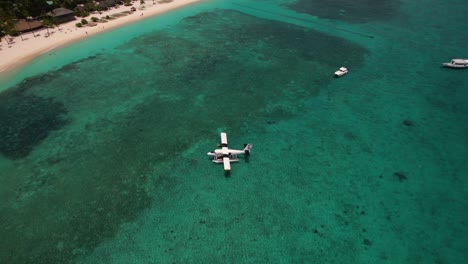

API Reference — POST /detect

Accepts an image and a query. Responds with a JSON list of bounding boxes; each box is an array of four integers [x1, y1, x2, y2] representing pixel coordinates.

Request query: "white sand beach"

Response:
[[0, 0, 201, 73]]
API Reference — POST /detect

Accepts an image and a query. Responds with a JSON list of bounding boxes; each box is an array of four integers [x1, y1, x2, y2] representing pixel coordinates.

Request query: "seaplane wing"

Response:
[[220, 132, 228, 147], [223, 157, 231, 171], [207, 132, 252, 172]]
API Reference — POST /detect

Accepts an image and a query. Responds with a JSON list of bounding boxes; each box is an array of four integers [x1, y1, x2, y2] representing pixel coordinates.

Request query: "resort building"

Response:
[[47, 8, 76, 24]]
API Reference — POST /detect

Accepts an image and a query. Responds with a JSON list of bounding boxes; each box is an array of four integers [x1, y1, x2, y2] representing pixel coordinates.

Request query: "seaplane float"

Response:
[[207, 132, 252, 171]]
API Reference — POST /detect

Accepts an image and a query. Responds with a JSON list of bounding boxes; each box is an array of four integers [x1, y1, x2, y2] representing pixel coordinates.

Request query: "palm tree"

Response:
[[0, 6, 14, 44], [26, 17, 37, 37], [41, 16, 54, 37], [0, 26, 10, 44], [13, 22, 24, 41]]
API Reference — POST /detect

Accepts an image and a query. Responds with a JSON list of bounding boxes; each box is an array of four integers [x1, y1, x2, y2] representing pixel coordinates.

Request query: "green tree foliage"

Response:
[[42, 16, 56, 28], [74, 6, 89, 18], [7, 0, 51, 18], [0, 6, 15, 38]]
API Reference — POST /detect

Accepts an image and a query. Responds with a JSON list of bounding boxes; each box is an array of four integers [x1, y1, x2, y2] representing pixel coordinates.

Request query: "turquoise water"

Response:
[[1, 0, 467, 263]]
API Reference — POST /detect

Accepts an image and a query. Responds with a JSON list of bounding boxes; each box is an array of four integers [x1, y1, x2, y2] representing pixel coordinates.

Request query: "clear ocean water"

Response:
[[1, 0, 467, 263]]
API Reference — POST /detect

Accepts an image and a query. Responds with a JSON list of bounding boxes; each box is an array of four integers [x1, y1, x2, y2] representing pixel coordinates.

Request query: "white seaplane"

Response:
[[207, 132, 252, 171]]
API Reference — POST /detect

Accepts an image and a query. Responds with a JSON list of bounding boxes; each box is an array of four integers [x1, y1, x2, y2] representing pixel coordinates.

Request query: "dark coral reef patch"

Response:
[[0, 86, 68, 159], [287, 0, 401, 24]]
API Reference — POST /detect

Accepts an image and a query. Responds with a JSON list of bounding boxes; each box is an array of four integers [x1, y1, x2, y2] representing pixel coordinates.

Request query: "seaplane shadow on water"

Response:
[[207, 132, 252, 176]]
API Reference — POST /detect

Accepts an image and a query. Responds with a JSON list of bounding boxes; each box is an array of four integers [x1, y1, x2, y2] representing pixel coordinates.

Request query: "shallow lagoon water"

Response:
[[1, 0, 467, 263]]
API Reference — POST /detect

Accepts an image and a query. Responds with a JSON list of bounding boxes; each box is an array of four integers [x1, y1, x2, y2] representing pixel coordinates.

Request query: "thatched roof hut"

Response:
[[14, 20, 43, 33]]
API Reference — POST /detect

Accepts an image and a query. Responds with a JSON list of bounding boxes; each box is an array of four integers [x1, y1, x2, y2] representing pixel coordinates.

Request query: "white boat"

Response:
[[442, 59, 468, 68], [334, 67, 348, 77]]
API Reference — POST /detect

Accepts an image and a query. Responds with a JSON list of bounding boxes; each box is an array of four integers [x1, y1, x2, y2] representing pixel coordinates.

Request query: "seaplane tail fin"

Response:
[[243, 143, 253, 155], [223, 157, 231, 171]]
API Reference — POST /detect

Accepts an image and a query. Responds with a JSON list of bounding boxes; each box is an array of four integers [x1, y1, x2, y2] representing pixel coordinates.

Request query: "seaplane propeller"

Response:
[[207, 132, 252, 171]]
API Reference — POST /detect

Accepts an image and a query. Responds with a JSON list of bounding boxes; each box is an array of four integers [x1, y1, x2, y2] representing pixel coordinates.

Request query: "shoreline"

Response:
[[0, 0, 201, 74]]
